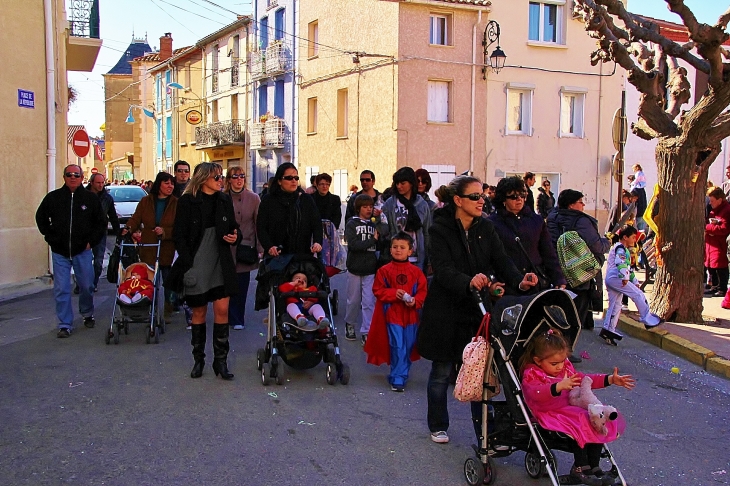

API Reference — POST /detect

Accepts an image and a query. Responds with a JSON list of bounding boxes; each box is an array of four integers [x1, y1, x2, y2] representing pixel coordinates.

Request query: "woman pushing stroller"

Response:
[[520, 328, 635, 485]]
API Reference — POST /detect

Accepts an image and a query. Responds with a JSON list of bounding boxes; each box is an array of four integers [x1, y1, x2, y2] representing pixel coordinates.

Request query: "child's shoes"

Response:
[[317, 317, 331, 330], [296, 315, 308, 328], [119, 294, 132, 304], [641, 312, 664, 329]]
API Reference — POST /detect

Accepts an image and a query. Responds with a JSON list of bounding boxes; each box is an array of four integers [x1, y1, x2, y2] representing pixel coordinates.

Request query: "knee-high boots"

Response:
[[190, 323, 206, 378], [212, 323, 234, 380]]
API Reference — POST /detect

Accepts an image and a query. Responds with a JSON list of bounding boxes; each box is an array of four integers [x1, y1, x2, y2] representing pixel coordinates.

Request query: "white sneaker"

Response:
[[233, 324, 244, 330], [621, 305, 629, 311], [430, 431, 449, 444]]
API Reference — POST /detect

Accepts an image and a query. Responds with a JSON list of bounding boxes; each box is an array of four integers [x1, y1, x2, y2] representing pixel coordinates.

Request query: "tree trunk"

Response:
[[650, 138, 706, 323]]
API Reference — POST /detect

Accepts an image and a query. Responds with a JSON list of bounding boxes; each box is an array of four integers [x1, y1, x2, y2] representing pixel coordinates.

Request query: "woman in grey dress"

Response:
[[172, 162, 240, 380]]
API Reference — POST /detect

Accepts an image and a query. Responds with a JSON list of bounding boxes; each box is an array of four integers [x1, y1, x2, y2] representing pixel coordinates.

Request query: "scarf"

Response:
[[396, 192, 422, 232]]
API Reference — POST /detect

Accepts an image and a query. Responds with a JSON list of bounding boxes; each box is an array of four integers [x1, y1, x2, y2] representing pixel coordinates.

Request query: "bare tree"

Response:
[[574, 0, 730, 323]]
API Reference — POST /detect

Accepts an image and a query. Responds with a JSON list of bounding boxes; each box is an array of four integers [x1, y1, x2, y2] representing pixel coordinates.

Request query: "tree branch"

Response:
[[718, 8, 730, 30], [666, 58, 691, 118], [631, 119, 660, 140], [705, 111, 730, 147]]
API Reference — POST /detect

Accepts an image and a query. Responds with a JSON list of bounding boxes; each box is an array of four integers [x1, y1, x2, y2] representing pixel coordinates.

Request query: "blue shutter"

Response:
[[165, 116, 172, 157], [275, 9, 285, 40], [274, 80, 284, 118], [258, 86, 268, 116], [156, 119, 162, 159], [260, 17, 269, 49]]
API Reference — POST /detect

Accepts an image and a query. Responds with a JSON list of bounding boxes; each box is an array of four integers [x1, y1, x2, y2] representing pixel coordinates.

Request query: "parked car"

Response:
[[108, 185, 147, 230]]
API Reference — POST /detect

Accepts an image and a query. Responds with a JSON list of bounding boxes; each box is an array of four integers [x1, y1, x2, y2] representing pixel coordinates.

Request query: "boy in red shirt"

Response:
[[364, 232, 427, 392]]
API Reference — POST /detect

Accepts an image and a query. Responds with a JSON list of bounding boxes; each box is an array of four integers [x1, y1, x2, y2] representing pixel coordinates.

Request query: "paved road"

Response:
[[1, 265, 729, 485]]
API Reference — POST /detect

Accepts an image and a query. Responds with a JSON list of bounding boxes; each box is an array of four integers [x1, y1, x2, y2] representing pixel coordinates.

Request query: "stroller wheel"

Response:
[[325, 363, 337, 385], [105, 330, 111, 345], [274, 359, 284, 385], [154, 326, 160, 344], [483, 457, 497, 485], [256, 348, 266, 371], [525, 451, 542, 479], [339, 364, 351, 385], [464, 457, 485, 486], [261, 363, 271, 386], [113, 331, 120, 345], [123, 321, 129, 335]]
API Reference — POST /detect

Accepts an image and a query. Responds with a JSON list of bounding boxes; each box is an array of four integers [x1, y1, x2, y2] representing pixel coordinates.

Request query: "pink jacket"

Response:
[[522, 361, 625, 447], [705, 199, 730, 268]]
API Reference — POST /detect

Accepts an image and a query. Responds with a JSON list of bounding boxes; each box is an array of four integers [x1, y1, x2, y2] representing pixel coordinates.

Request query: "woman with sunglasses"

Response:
[[224, 166, 262, 331], [488, 176, 566, 296], [168, 162, 240, 380], [418, 175, 538, 445], [257, 162, 323, 257], [415, 168, 437, 212], [537, 179, 555, 220]]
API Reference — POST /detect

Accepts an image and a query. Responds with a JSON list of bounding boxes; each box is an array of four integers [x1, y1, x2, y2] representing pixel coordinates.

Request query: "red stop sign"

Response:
[[72, 129, 90, 158]]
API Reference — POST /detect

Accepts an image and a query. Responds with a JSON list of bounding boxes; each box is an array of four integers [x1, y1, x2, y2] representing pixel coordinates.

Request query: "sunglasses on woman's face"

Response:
[[459, 193, 487, 201], [281, 175, 300, 181], [228, 174, 245, 179], [213, 174, 223, 181], [505, 193, 527, 200]]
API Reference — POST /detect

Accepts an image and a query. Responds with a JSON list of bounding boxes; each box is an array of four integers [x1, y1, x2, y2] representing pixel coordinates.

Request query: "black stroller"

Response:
[[464, 289, 627, 486], [254, 254, 350, 386]]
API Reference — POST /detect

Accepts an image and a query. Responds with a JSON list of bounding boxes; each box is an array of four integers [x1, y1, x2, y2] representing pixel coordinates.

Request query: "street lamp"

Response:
[[125, 105, 155, 124], [482, 20, 507, 78]]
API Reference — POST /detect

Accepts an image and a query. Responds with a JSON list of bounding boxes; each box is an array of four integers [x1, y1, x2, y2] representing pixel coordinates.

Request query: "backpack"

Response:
[[557, 230, 601, 288]]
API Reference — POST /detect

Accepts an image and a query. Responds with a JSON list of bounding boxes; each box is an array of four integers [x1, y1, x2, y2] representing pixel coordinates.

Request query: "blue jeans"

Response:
[[387, 323, 418, 387], [91, 234, 107, 288], [228, 271, 251, 327], [427, 360, 482, 439], [52, 250, 94, 330]]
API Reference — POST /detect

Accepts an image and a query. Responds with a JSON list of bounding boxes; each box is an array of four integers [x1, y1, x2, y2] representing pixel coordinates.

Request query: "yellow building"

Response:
[[0, 0, 101, 287]]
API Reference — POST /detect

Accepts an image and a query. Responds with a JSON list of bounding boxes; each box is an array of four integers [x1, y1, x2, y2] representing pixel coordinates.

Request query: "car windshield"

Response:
[[108, 186, 147, 202]]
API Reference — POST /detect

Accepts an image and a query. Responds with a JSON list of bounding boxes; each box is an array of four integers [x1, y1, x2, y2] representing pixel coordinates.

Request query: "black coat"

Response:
[[417, 206, 524, 363], [257, 189, 323, 255], [488, 208, 566, 289], [536, 187, 555, 219], [546, 208, 610, 266], [166, 191, 240, 295], [35, 185, 105, 258], [312, 191, 342, 229]]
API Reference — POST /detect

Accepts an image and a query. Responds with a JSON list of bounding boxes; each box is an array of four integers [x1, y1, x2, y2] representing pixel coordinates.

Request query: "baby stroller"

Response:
[[463, 289, 627, 486], [106, 234, 165, 345], [255, 254, 350, 386]]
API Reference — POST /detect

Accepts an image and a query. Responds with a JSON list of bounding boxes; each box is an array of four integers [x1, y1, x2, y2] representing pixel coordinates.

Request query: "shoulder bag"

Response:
[[454, 313, 500, 402]]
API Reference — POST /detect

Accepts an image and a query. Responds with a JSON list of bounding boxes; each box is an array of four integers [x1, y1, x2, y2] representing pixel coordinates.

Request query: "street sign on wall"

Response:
[[18, 89, 35, 109], [72, 129, 90, 158]]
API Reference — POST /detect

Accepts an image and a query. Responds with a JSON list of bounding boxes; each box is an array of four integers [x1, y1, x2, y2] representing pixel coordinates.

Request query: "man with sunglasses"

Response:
[[345, 170, 382, 221], [172, 160, 191, 198], [36, 165, 106, 338]]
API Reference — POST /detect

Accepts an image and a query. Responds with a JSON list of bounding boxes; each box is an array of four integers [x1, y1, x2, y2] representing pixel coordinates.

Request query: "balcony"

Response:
[[249, 50, 266, 81], [250, 118, 286, 150], [66, 0, 102, 72], [266, 0, 278, 10], [231, 64, 239, 87], [195, 119, 246, 149], [265, 42, 287, 77]]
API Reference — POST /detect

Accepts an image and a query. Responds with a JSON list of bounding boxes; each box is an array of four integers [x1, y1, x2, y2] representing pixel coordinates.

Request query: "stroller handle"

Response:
[[470, 287, 489, 316]]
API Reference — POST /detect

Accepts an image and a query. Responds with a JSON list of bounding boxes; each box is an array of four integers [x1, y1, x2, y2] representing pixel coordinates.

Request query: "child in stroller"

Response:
[[117, 262, 155, 304], [279, 272, 331, 331], [519, 328, 634, 485]]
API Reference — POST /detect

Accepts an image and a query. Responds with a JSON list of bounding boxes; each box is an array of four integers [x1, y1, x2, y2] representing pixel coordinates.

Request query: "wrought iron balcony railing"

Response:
[[195, 119, 246, 148], [67, 0, 100, 39], [250, 118, 286, 150]]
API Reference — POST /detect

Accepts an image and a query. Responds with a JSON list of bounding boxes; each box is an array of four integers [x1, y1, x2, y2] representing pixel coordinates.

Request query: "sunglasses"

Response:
[[505, 193, 527, 200], [228, 174, 245, 179], [65, 172, 82, 178], [281, 175, 300, 181], [212, 174, 223, 181], [459, 193, 487, 201], [360, 178, 372, 182], [176, 169, 190, 173]]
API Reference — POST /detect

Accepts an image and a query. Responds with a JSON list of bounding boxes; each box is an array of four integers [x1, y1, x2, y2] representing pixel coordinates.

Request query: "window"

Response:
[[211, 99, 218, 122], [308, 21, 319, 58], [156, 119, 162, 159], [505, 83, 534, 135], [260, 17, 269, 49], [275, 9, 285, 41], [165, 70, 171, 110], [337, 88, 348, 138], [427, 80, 452, 123], [429, 14, 452, 46], [307, 97, 318, 134], [211, 45, 219, 93], [559, 87, 586, 138], [165, 115, 172, 157], [231, 93, 239, 120], [258, 86, 268, 116], [528, 1, 564, 44], [274, 80, 285, 118]]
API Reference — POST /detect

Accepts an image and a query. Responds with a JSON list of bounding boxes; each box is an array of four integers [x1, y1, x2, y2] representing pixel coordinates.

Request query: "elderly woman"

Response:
[[168, 162, 240, 380], [312, 172, 342, 229], [225, 166, 261, 330], [488, 176, 566, 294], [257, 162, 323, 257], [123, 171, 178, 322], [705, 187, 730, 298], [417, 175, 537, 445]]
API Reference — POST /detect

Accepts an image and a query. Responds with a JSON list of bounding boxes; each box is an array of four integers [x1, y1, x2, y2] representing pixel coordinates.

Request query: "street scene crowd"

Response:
[[34, 160, 730, 486]]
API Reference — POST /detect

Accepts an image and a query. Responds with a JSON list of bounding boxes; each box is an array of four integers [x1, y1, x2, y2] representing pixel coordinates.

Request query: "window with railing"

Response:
[[195, 119, 246, 147], [67, 0, 100, 38], [231, 64, 239, 87], [212, 44, 219, 93]]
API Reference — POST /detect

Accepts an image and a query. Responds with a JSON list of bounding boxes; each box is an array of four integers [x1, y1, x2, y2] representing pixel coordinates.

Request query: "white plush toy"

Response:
[[568, 375, 618, 435]]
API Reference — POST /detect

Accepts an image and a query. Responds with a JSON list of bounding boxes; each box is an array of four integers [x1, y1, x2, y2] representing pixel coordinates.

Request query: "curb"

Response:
[[617, 315, 730, 380], [0, 277, 52, 303]]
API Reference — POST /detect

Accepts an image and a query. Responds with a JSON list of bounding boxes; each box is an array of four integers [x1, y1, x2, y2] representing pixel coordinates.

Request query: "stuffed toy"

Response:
[[117, 263, 154, 304], [568, 375, 618, 435]]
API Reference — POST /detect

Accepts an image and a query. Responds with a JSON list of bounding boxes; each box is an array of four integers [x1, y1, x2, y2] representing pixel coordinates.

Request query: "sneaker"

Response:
[[296, 316, 309, 328], [83, 316, 95, 329], [233, 324, 244, 330], [599, 329, 618, 346], [360, 333, 368, 346], [569, 466, 604, 486], [57, 328, 71, 338], [345, 323, 356, 341], [430, 431, 449, 444], [641, 313, 664, 329], [620, 304, 629, 311], [186, 324, 192, 331], [318, 317, 331, 330], [391, 384, 405, 392], [704, 286, 719, 296]]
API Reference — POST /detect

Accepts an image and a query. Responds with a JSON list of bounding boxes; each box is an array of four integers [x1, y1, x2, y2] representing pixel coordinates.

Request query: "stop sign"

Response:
[[72, 129, 90, 158], [90, 167, 98, 174]]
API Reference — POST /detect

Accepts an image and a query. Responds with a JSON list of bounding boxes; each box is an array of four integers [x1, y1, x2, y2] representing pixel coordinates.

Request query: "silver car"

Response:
[[108, 185, 148, 229]]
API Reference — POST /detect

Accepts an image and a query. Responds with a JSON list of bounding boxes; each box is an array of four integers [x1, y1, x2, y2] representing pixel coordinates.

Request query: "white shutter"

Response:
[[428, 81, 449, 122]]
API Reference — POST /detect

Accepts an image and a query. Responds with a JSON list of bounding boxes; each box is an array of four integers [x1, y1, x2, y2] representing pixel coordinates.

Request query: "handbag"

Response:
[[236, 244, 259, 264], [501, 215, 553, 291], [454, 313, 494, 402]]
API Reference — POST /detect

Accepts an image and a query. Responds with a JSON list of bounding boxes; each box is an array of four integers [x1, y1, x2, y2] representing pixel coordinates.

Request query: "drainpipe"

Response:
[[594, 60, 604, 219], [470, 10, 483, 175], [45, 0, 57, 275]]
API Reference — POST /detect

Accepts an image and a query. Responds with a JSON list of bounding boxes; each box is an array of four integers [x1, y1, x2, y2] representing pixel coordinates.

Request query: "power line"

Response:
[[200, 0, 242, 16], [155, 0, 230, 24], [148, 0, 199, 36]]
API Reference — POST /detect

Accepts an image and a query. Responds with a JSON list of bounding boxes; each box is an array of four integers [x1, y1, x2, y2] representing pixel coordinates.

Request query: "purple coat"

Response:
[[488, 208, 566, 289]]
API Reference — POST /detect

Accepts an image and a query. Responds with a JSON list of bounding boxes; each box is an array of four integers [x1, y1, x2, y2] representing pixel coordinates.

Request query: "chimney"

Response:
[[159, 33, 173, 61]]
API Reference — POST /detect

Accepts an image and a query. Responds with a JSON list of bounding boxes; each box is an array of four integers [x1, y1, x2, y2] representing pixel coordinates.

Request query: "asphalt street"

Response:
[[1, 257, 729, 485]]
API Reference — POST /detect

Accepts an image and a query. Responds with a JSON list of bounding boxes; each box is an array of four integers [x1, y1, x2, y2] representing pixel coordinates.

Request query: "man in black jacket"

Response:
[[36, 165, 106, 338], [172, 160, 190, 198], [86, 173, 119, 290]]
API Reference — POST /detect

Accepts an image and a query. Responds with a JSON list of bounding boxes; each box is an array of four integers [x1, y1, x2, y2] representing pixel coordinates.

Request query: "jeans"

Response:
[[91, 234, 107, 288], [427, 360, 482, 440], [52, 250, 94, 330], [228, 271, 251, 327]]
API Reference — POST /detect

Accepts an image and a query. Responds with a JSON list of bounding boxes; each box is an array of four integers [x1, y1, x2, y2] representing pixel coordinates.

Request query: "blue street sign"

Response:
[[18, 89, 35, 109]]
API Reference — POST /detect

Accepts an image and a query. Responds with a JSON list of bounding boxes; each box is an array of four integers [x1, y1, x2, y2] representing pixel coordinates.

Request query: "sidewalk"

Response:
[[616, 291, 730, 380]]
